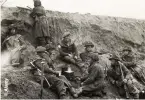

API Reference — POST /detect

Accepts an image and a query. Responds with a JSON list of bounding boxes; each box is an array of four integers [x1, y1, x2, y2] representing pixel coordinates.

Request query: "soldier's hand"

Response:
[[127, 79, 133, 85], [68, 54, 73, 57], [123, 79, 128, 84], [75, 77, 81, 81], [81, 82, 84, 86], [111, 80, 115, 84], [74, 56, 78, 59], [126, 74, 133, 80]]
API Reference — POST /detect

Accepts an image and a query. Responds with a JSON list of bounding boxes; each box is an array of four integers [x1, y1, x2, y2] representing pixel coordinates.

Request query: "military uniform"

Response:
[[30, 0, 51, 46], [76, 54, 105, 97], [4, 33, 26, 65], [33, 46, 77, 99], [81, 63, 105, 92], [121, 47, 145, 85], [79, 41, 99, 76], [59, 33, 79, 65], [108, 55, 139, 99]]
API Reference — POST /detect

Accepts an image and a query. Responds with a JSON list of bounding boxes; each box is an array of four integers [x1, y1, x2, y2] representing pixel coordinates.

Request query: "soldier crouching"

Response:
[[108, 54, 139, 99], [31, 46, 78, 99], [76, 54, 106, 97]]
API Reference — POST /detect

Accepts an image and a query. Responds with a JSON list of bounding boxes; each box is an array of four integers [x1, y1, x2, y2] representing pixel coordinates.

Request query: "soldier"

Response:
[[32, 46, 78, 99], [80, 41, 99, 75], [121, 47, 145, 85], [3, 24, 26, 66], [76, 54, 106, 97], [30, 0, 51, 46], [108, 55, 139, 99], [59, 32, 80, 67]]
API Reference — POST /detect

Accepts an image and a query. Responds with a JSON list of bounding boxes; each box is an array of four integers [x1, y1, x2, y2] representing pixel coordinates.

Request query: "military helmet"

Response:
[[109, 54, 120, 61], [63, 32, 71, 38], [123, 47, 132, 52], [33, 0, 41, 3], [34, 0, 41, 6], [36, 46, 46, 52], [84, 41, 94, 48]]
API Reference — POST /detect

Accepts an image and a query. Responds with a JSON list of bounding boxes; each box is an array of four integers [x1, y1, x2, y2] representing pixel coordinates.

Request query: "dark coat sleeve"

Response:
[[121, 55, 136, 68], [83, 69, 97, 85], [59, 47, 69, 56], [107, 68, 117, 83], [34, 59, 56, 75], [72, 43, 78, 56], [83, 64, 103, 85], [41, 53, 53, 65], [121, 64, 131, 78], [80, 53, 84, 60]]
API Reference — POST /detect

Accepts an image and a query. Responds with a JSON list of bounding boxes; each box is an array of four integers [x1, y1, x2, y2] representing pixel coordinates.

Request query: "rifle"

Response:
[[30, 60, 51, 98], [40, 60, 45, 99], [118, 61, 130, 99], [17, 6, 32, 11], [130, 67, 145, 85], [30, 60, 51, 86]]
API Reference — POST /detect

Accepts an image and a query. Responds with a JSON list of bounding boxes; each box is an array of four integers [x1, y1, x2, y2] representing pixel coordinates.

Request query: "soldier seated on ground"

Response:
[[108, 54, 140, 99], [58, 32, 83, 68], [31, 46, 78, 99], [76, 54, 106, 97], [2, 24, 26, 66], [121, 47, 145, 85], [79, 41, 99, 76]]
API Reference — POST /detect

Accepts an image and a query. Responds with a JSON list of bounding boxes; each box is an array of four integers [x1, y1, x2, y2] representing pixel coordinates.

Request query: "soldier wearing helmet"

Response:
[[59, 32, 79, 66], [121, 47, 145, 85], [108, 54, 139, 99]]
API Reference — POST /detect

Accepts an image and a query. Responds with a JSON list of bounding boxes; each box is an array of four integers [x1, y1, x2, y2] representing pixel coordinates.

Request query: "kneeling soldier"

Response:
[[77, 54, 106, 97]]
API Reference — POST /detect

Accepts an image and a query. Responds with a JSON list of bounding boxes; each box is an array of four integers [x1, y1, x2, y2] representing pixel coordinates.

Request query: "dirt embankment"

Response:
[[1, 7, 145, 99]]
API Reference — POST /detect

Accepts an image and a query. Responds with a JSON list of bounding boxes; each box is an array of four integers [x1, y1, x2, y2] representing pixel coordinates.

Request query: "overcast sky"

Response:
[[2, 0, 145, 19]]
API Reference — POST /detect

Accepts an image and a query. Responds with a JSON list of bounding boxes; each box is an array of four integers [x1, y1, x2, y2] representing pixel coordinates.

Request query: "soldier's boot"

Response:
[[60, 94, 70, 99], [133, 93, 139, 99], [101, 88, 107, 95], [56, 80, 69, 99], [92, 91, 104, 97]]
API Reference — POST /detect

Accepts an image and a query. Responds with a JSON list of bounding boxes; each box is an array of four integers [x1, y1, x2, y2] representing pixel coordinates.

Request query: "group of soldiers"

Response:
[[2, 0, 145, 99], [31, 32, 106, 99]]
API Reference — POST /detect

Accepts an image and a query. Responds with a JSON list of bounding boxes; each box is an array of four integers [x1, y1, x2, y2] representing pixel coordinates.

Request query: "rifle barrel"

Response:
[[118, 61, 130, 99]]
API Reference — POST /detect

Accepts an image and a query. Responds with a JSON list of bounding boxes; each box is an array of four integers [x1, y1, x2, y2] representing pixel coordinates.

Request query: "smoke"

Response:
[[1, 51, 11, 68], [1, 49, 20, 74]]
